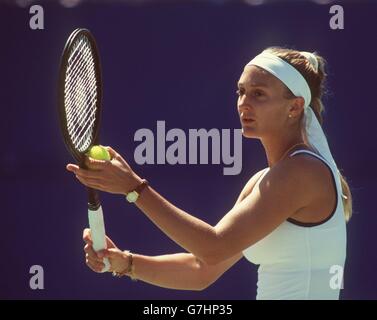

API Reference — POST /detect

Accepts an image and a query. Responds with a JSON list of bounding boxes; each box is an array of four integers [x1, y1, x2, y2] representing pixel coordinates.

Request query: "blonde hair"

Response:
[[265, 47, 352, 222]]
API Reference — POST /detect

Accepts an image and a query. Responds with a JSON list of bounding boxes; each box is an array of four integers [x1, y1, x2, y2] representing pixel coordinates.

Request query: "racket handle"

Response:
[[88, 206, 111, 273]]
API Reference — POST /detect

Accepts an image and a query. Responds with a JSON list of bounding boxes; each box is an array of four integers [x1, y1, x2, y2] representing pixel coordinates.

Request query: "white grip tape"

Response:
[[88, 206, 111, 272]]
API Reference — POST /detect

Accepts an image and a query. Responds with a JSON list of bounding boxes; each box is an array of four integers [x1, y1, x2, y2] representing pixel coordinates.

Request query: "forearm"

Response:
[[131, 252, 208, 291], [135, 184, 220, 264]]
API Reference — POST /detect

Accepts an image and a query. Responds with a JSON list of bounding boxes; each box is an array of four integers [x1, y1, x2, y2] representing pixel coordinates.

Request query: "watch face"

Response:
[[127, 191, 139, 203]]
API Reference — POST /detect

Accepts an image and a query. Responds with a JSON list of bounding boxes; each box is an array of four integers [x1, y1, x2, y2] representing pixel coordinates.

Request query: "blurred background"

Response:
[[0, 0, 376, 299]]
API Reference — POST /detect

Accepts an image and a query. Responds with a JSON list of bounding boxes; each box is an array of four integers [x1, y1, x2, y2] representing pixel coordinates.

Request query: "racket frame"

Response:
[[58, 28, 103, 210]]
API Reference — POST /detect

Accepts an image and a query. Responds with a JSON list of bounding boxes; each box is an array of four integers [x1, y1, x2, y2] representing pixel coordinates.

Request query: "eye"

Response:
[[253, 90, 264, 97], [236, 89, 244, 96]]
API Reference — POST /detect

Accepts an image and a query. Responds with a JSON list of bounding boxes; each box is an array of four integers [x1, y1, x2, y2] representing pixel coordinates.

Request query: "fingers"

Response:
[[83, 231, 114, 261], [83, 228, 92, 244], [66, 164, 79, 172], [83, 230, 116, 274], [85, 157, 111, 171], [84, 244, 103, 263], [66, 163, 102, 179], [105, 146, 123, 162], [105, 146, 117, 158], [85, 230, 116, 250], [66, 160, 105, 191], [85, 256, 105, 273], [83, 238, 107, 272], [84, 247, 125, 274]]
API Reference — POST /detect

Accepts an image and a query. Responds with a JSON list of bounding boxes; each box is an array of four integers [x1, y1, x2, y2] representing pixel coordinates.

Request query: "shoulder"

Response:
[[285, 151, 334, 188], [262, 153, 330, 208], [214, 153, 334, 253]]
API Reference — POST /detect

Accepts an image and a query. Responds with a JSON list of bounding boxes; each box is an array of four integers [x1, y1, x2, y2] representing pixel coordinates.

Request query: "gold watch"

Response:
[[125, 179, 149, 203]]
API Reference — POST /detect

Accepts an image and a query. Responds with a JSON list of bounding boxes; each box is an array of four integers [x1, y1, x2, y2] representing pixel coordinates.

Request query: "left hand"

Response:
[[66, 146, 141, 194], [83, 228, 130, 274]]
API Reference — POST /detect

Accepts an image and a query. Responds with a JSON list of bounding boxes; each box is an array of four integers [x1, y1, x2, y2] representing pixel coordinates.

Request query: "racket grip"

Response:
[[88, 206, 111, 273]]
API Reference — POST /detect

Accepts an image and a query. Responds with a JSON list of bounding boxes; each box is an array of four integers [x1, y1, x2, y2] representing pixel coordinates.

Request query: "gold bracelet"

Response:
[[126, 252, 137, 281], [112, 251, 137, 281]]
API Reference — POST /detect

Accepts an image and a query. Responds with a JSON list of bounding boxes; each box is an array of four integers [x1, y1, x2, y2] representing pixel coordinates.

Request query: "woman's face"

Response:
[[237, 65, 295, 139]]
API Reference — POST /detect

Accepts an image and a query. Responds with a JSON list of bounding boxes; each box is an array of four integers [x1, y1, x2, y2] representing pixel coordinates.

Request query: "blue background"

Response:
[[0, 0, 376, 299]]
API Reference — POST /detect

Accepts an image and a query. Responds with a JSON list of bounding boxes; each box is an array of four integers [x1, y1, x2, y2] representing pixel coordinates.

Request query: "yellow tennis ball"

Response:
[[87, 145, 111, 161]]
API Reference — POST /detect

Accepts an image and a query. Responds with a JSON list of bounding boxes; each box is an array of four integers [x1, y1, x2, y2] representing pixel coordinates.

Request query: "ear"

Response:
[[288, 97, 305, 118]]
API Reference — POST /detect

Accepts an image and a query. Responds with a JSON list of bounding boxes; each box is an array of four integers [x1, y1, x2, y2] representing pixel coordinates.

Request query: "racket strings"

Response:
[[65, 42, 96, 110], [65, 42, 97, 150], [65, 39, 91, 122], [64, 35, 98, 152], [66, 39, 97, 150]]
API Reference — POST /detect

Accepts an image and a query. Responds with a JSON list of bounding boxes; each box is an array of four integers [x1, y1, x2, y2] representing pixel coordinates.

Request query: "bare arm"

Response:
[[130, 252, 242, 290], [128, 178, 262, 290], [72, 148, 314, 266], [126, 171, 264, 289], [134, 160, 311, 265], [82, 175, 260, 290], [86, 239, 242, 291], [134, 170, 268, 263]]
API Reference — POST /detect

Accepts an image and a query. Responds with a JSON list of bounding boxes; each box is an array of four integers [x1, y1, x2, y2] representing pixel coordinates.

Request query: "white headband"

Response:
[[247, 51, 312, 107], [245, 50, 345, 203]]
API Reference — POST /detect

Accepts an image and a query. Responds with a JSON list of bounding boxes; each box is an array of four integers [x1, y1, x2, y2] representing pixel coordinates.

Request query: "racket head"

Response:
[[58, 28, 103, 164]]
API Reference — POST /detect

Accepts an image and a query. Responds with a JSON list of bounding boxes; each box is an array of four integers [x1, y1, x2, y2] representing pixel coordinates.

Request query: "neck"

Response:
[[262, 130, 307, 168]]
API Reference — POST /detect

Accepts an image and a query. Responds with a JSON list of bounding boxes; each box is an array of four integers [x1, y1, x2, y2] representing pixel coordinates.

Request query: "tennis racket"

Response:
[[58, 28, 110, 272]]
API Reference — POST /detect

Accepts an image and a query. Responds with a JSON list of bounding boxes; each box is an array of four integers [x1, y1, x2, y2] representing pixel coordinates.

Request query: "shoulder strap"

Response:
[[289, 149, 332, 169]]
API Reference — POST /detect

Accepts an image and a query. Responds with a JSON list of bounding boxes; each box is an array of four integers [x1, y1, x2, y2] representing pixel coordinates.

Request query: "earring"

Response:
[[288, 114, 292, 118]]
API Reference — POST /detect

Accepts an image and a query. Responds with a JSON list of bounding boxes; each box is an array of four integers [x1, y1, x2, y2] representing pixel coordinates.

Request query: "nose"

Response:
[[238, 91, 251, 106], [238, 98, 251, 113]]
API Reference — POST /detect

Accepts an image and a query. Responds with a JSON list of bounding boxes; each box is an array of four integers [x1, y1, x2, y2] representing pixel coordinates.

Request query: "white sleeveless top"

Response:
[[242, 150, 347, 300]]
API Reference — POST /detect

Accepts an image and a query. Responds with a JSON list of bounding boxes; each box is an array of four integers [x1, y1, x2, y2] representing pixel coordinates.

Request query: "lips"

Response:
[[241, 117, 255, 123], [240, 112, 255, 121]]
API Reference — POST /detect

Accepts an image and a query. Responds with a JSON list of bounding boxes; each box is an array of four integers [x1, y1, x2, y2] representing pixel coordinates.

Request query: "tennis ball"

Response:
[[87, 145, 111, 161]]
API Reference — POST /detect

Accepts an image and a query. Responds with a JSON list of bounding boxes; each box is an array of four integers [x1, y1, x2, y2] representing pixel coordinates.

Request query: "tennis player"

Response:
[[67, 47, 352, 299]]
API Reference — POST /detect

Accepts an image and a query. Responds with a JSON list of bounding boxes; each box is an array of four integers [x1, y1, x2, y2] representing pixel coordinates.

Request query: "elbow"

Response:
[[182, 277, 208, 291], [194, 231, 225, 266], [191, 258, 217, 291], [199, 228, 227, 266], [196, 283, 209, 291], [194, 278, 211, 291], [189, 281, 207, 291], [199, 252, 223, 266], [198, 243, 224, 266], [195, 273, 220, 291]]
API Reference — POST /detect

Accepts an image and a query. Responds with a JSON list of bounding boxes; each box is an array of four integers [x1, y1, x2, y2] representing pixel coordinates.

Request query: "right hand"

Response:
[[67, 146, 141, 195], [83, 228, 130, 273]]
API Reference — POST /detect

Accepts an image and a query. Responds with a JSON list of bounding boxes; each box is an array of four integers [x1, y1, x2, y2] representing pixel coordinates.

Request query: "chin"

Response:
[[241, 128, 257, 139]]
